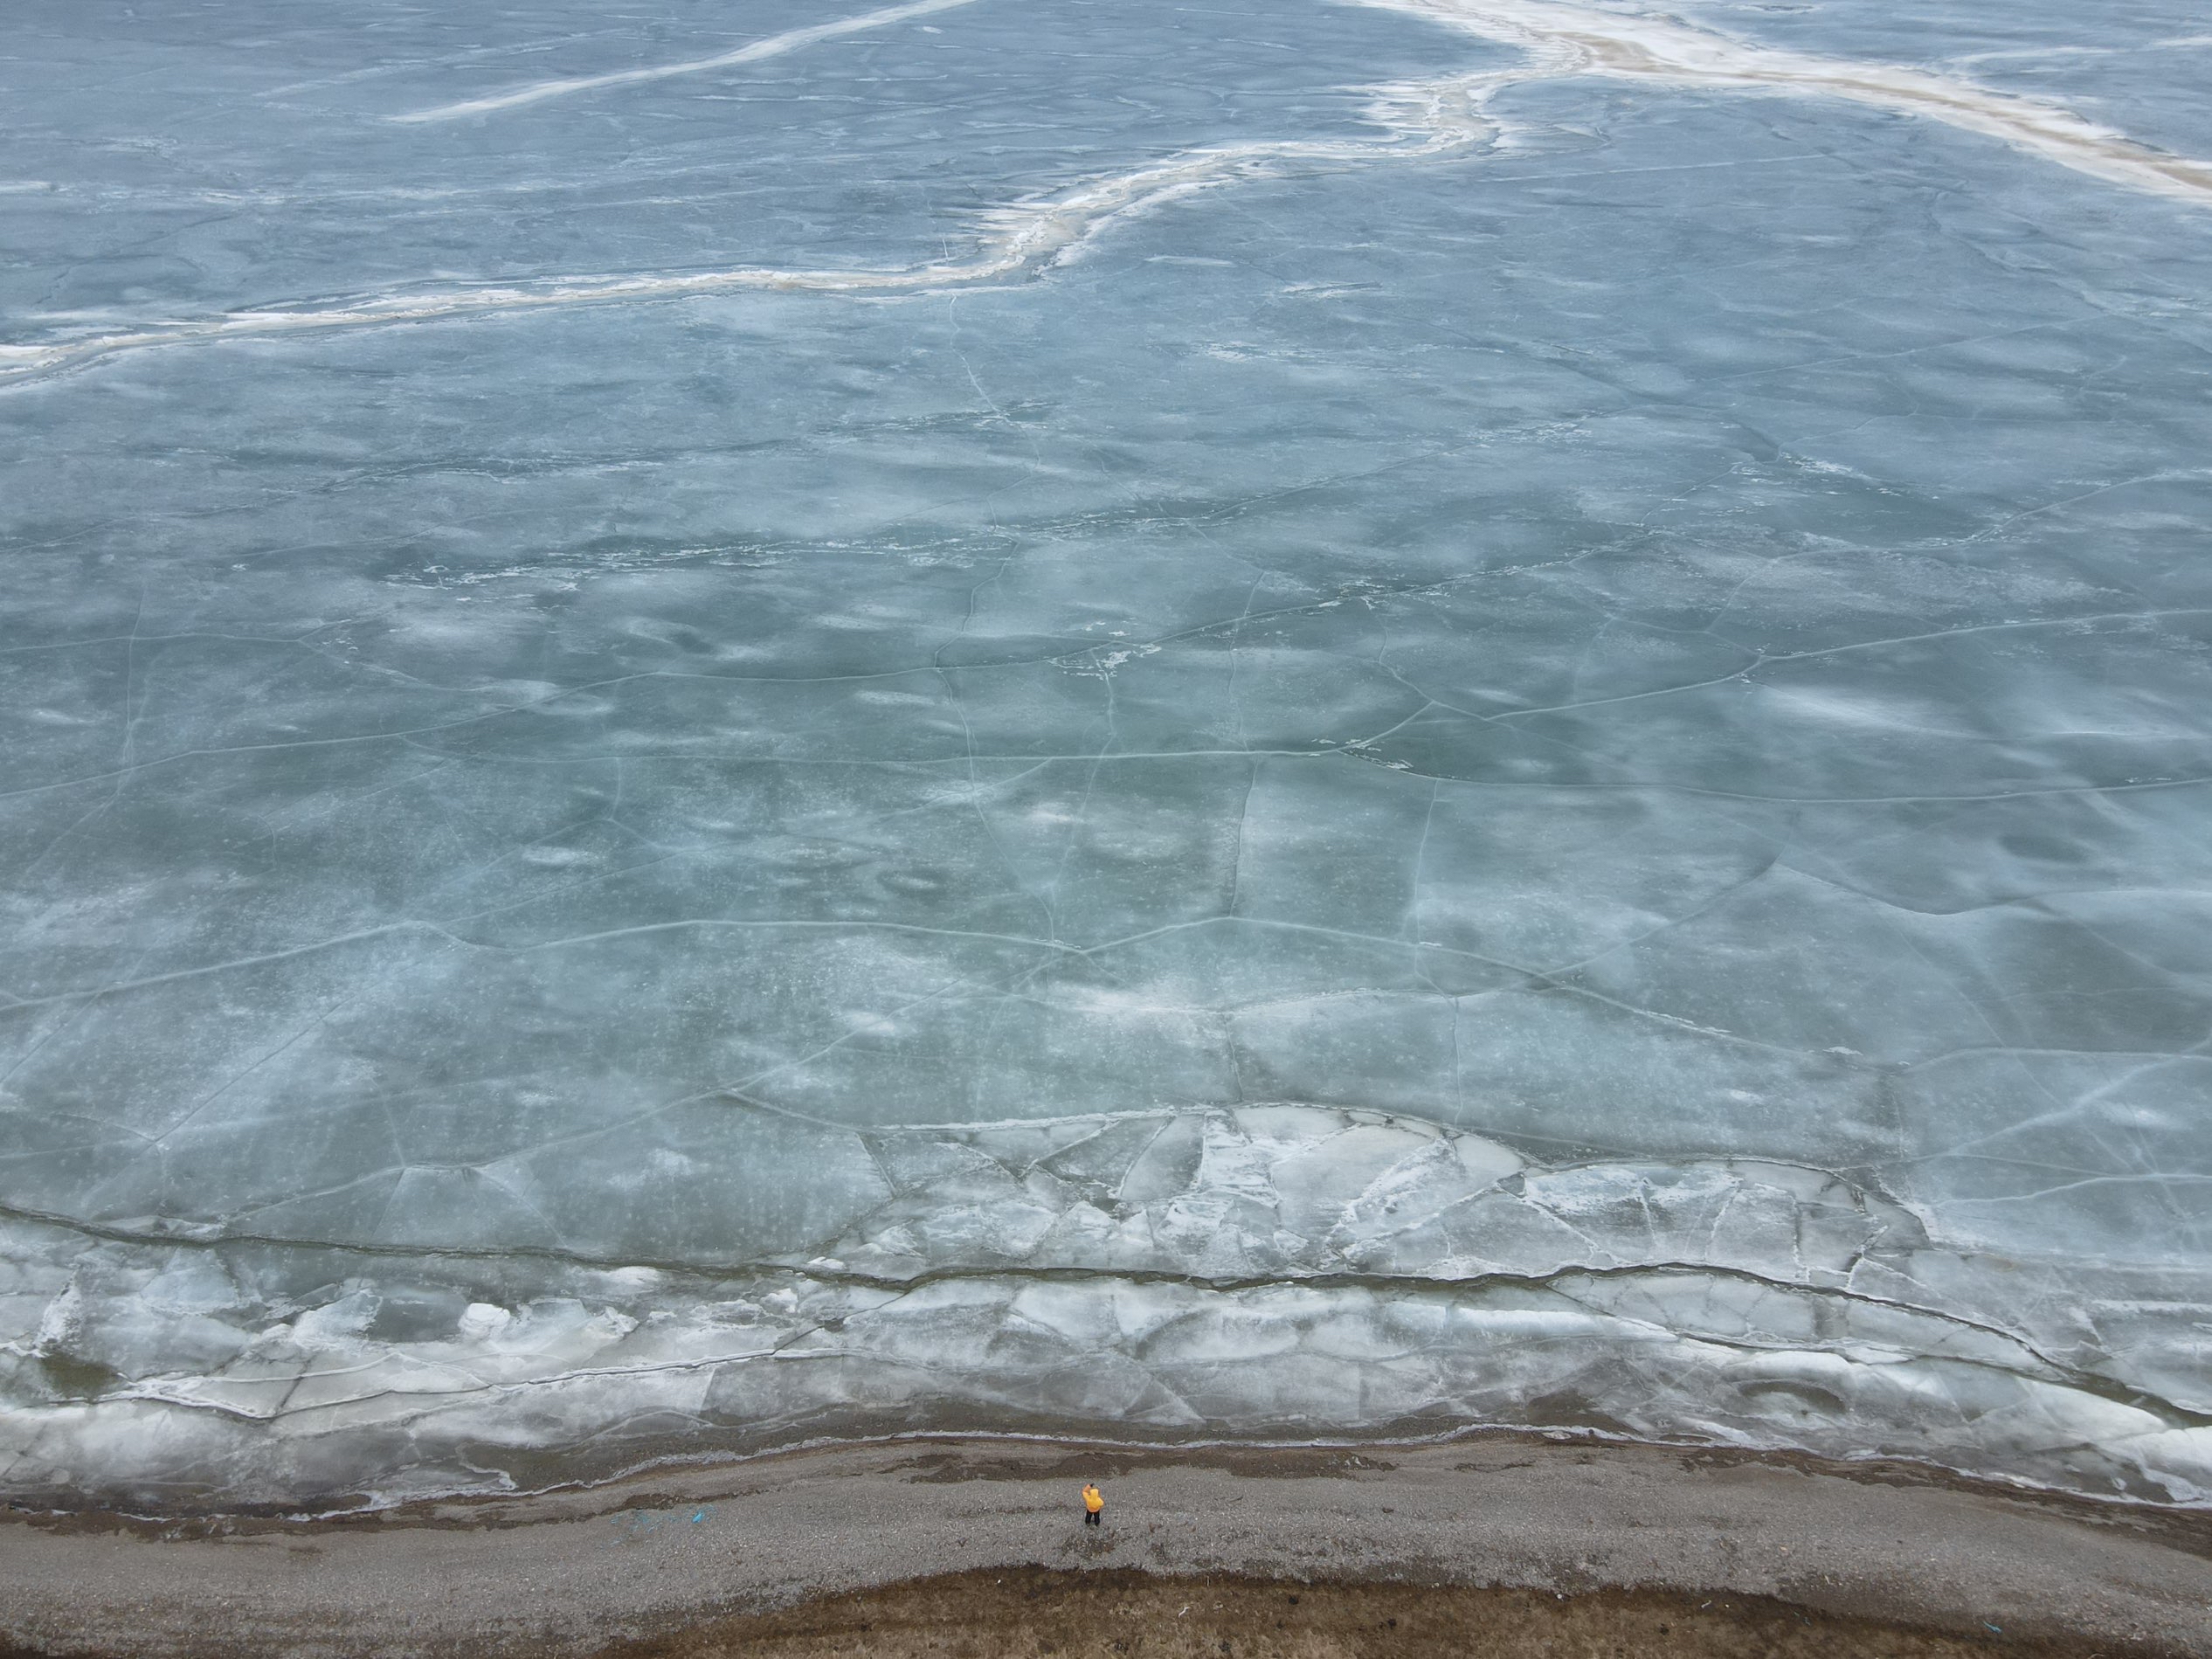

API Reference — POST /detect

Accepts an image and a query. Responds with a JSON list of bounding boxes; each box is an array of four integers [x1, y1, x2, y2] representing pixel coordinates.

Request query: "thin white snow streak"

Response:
[[391, 0, 984, 123], [1352, 0, 2212, 205]]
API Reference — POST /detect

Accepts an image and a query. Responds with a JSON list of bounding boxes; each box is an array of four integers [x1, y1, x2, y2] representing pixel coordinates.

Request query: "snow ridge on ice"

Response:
[[7, 0, 2210, 387]]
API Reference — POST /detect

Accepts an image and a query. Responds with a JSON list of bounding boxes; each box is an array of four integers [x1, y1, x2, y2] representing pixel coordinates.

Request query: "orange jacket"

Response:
[[1082, 1483, 1104, 1513]]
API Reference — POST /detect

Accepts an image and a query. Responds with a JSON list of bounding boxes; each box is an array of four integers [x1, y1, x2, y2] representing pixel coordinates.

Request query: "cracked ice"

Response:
[[2, 0, 2210, 1509]]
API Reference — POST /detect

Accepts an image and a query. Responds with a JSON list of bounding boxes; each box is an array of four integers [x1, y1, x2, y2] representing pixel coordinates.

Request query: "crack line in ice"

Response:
[[1939, 1173, 2212, 1204], [0, 916, 1099, 1013], [9, 736, 2211, 817], [391, 0, 988, 123], [1479, 608, 2212, 724]]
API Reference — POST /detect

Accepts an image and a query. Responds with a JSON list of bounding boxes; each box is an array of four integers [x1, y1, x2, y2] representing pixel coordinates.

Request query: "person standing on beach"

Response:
[[1082, 1482, 1104, 1526]]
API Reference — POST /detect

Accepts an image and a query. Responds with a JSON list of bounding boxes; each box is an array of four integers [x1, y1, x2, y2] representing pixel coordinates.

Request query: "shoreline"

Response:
[[3, 1435, 2209, 1658]]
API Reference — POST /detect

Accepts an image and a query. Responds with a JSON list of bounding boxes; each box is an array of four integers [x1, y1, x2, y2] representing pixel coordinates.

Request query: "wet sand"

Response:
[[2, 1437, 2209, 1658], [597, 1568, 2117, 1659]]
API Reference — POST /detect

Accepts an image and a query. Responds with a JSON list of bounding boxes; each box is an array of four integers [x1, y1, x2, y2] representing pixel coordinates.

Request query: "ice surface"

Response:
[[3, 0, 2211, 1509], [2, 1109, 2208, 1507]]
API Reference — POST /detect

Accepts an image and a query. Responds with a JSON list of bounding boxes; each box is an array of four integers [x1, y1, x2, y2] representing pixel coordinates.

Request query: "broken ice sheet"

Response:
[[3, 0, 2212, 1508]]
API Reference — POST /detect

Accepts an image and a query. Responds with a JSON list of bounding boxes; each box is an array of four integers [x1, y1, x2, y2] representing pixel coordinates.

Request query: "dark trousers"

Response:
[[1084, 1509, 1101, 1525]]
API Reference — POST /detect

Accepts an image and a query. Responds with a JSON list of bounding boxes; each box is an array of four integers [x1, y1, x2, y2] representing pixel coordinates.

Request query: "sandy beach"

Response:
[[3, 1436, 2207, 1658]]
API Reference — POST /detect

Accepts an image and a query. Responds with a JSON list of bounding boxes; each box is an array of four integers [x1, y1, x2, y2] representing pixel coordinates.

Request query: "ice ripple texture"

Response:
[[3, 0, 2212, 1509]]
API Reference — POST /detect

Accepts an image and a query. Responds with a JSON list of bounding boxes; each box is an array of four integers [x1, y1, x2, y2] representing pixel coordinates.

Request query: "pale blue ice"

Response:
[[3, 0, 2211, 1510]]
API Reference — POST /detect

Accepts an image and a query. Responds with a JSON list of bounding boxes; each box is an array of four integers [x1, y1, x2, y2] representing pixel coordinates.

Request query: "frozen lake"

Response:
[[3, 0, 2210, 1510]]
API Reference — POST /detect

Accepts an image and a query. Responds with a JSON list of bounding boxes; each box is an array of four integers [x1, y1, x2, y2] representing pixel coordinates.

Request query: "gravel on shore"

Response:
[[2, 1436, 2208, 1659]]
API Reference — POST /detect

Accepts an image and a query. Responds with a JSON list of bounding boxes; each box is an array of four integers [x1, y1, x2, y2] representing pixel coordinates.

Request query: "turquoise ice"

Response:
[[2, 0, 2209, 1508]]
